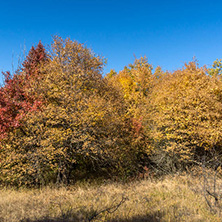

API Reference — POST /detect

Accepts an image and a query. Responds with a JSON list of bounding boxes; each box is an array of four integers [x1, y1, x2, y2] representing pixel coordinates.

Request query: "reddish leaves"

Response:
[[0, 42, 47, 141]]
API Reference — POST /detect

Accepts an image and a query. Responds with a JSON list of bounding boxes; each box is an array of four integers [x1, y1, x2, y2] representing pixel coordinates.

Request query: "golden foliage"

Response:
[[2, 36, 222, 186], [0, 37, 138, 186], [150, 62, 222, 161]]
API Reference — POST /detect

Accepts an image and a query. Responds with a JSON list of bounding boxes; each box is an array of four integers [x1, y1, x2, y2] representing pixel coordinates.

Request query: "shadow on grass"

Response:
[[23, 218, 81, 222], [22, 210, 164, 222], [109, 211, 164, 222]]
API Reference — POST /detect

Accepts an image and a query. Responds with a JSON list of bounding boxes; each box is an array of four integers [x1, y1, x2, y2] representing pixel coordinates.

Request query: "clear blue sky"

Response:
[[1, 0, 222, 83]]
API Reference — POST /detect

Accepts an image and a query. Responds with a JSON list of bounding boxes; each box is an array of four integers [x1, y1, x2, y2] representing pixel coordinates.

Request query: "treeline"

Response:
[[1, 36, 222, 186]]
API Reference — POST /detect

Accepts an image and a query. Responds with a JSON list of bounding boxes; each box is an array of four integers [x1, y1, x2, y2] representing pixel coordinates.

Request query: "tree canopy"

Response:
[[1, 37, 222, 186]]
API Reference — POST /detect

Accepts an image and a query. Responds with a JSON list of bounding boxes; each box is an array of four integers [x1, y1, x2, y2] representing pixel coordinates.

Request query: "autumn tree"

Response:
[[106, 58, 163, 161], [22, 41, 47, 76], [3, 38, 222, 185], [149, 62, 222, 170], [0, 37, 138, 186], [0, 41, 47, 142]]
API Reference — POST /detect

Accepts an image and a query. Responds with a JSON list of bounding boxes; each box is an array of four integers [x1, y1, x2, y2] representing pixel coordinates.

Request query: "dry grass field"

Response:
[[0, 171, 222, 222]]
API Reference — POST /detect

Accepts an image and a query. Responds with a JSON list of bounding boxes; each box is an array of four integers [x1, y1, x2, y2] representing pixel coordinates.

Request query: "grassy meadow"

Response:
[[0, 170, 222, 222]]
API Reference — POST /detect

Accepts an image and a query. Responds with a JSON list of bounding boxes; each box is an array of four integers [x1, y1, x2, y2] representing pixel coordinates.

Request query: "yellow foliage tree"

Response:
[[150, 62, 222, 168], [0, 37, 138, 186], [106, 58, 164, 153]]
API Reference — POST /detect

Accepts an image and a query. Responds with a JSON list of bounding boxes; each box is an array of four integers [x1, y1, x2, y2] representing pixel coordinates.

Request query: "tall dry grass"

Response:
[[0, 172, 221, 221]]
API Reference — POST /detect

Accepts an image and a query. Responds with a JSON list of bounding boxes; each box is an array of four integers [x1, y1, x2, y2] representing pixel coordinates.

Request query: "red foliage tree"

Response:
[[22, 41, 47, 77], [0, 41, 47, 141]]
